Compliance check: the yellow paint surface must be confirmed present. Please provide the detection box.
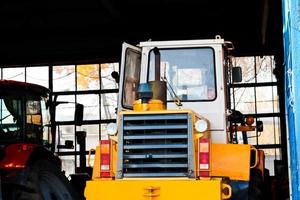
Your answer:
[211,144,251,181]
[85,179,229,200]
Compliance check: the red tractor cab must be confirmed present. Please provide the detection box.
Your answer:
[0,80,80,200]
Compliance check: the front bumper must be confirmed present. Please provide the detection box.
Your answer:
[85,179,231,200]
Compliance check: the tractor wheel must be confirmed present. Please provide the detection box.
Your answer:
[248,168,264,200]
[11,159,81,200]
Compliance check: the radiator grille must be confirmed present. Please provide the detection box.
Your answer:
[119,113,192,178]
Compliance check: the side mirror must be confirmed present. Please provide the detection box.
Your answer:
[111,71,120,84]
[232,67,242,83]
[256,121,263,132]
[75,103,84,126]
[57,140,74,149]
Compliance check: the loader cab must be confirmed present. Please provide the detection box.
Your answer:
[118,37,232,143]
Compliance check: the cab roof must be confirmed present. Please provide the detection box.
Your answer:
[0,80,50,98]
[139,38,225,48]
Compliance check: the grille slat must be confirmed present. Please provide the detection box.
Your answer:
[120,113,190,178]
[124,114,188,121]
[124,153,188,159]
[123,164,188,168]
[124,134,187,140]
[123,124,187,130]
[123,173,187,177]
[124,144,188,149]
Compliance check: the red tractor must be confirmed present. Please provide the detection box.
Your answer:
[0,80,81,200]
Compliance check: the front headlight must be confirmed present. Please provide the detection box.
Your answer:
[195,119,208,132]
[107,123,118,136]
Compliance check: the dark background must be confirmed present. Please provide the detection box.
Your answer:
[0,0,282,66]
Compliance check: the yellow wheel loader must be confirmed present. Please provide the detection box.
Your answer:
[85,36,266,200]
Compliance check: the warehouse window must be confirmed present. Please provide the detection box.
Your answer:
[55,95,76,122]
[230,55,281,175]
[53,65,76,92]
[77,94,100,120]
[26,67,49,88]
[2,67,25,81]
[52,63,119,175]
[0,63,119,176]
[77,64,100,91]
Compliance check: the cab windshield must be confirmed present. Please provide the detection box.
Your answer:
[0,97,22,143]
[0,96,51,145]
[148,47,216,101]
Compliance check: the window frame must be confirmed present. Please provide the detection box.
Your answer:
[147,46,218,102]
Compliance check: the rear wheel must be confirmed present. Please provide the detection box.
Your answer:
[12,159,80,200]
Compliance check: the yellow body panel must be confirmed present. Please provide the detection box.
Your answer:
[211,144,251,181]
[85,179,230,200]
[133,99,165,111]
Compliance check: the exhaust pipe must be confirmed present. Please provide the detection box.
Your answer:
[150,47,167,109]
[153,47,161,81]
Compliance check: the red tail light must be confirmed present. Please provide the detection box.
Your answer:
[100,140,111,178]
[198,137,210,177]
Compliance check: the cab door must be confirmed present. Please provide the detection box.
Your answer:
[118,43,141,112]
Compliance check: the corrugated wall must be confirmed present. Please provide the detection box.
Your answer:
[282,0,300,199]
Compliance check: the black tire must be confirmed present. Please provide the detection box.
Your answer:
[248,168,264,200]
[11,159,81,200]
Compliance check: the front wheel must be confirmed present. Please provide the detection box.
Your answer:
[11,159,81,200]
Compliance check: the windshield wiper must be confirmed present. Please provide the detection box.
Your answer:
[161,77,182,107]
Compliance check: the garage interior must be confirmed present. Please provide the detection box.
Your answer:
[0,0,289,199]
